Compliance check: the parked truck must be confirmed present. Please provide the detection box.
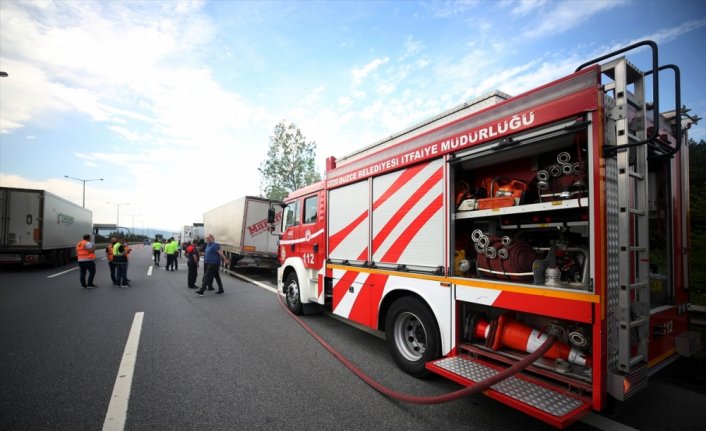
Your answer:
[275,41,698,428]
[181,223,205,245]
[181,225,193,244]
[0,187,93,266]
[204,196,282,269]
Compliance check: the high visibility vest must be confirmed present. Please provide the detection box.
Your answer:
[152,242,162,251]
[113,242,123,256]
[107,243,115,262]
[76,240,95,260]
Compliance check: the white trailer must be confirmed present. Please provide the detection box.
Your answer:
[180,223,205,244]
[181,225,193,243]
[0,187,93,266]
[192,223,204,243]
[203,196,282,269]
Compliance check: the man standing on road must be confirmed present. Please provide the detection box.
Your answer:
[123,239,132,285]
[165,237,176,271]
[76,234,98,288]
[171,237,179,271]
[106,237,118,286]
[195,234,229,296]
[186,239,200,289]
[152,238,163,266]
[112,237,129,287]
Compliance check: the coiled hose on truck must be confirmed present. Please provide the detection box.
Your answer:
[277,293,557,404]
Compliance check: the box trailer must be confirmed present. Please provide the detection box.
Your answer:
[0,187,93,266]
[204,196,282,269]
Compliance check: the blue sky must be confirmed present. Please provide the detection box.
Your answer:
[1,0,705,232]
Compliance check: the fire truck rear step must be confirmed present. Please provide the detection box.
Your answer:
[428,356,591,428]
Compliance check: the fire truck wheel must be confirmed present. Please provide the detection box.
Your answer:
[385,296,440,378]
[284,272,303,315]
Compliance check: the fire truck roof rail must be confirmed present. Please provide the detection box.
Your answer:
[337,90,512,164]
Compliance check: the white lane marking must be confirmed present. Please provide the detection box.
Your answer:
[231,272,277,294]
[580,413,640,431]
[47,266,78,278]
[103,312,144,431]
[147,265,153,276]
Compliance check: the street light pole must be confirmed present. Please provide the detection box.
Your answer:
[126,213,141,237]
[107,201,129,233]
[64,175,103,208]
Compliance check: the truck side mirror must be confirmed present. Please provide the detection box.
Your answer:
[267,207,276,224]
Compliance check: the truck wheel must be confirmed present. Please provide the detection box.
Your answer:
[385,296,441,378]
[284,272,303,315]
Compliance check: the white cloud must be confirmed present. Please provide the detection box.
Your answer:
[521,0,628,39]
[0,1,274,230]
[351,57,390,85]
[631,18,706,46]
[509,0,549,16]
[424,0,482,18]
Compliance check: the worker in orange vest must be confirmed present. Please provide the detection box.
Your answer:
[76,234,98,288]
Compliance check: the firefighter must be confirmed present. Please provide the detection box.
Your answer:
[186,239,200,289]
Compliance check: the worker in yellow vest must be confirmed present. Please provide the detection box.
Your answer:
[165,237,178,271]
[106,237,117,285]
[123,239,132,285]
[112,237,128,287]
[152,239,163,266]
[76,234,97,288]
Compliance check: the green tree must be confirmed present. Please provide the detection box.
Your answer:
[259,121,321,201]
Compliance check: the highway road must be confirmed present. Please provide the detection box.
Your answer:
[1,245,704,430]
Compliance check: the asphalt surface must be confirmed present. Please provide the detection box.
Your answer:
[2,245,705,430]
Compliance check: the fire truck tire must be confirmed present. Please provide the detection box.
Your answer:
[284,272,303,315]
[385,297,440,378]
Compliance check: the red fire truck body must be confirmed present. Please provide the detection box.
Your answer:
[276,42,694,428]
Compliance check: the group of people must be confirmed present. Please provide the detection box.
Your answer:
[76,235,132,288]
[151,237,181,270]
[76,233,230,296]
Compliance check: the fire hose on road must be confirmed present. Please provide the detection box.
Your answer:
[277,293,558,405]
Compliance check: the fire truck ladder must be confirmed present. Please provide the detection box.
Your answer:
[602,56,651,398]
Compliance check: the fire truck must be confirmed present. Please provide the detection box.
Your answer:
[275,41,697,428]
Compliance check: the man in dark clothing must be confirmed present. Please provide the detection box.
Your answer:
[106,237,118,285]
[186,239,200,289]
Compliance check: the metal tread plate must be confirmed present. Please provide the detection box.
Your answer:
[433,356,584,417]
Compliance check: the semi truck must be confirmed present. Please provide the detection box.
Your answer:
[204,196,282,270]
[181,223,205,244]
[275,40,698,428]
[0,187,93,266]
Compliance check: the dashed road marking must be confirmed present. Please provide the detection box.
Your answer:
[103,312,144,431]
[47,267,78,278]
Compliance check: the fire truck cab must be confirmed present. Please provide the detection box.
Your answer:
[276,41,696,428]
